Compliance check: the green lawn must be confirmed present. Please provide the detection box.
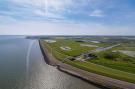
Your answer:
[41,39,135,83]
[89,49,135,74]
[91,60,135,73]
[47,39,97,56]
[66,61,135,83]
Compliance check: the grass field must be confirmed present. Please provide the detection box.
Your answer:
[66,61,135,83]
[108,40,135,51]
[47,39,97,56]
[41,39,135,83]
[89,50,135,74]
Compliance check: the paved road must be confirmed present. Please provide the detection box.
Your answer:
[91,44,121,53]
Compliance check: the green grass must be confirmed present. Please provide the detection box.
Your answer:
[41,41,69,61]
[65,61,135,83]
[112,42,135,51]
[41,40,135,83]
[48,39,97,56]
[89,49,135,74]
[90,59,135,74]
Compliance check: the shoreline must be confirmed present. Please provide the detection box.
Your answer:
[39,40,135,89]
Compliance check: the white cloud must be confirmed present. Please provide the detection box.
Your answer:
[2,0,107,21]
[0,0,134,36]
[0,15,17,24]
[89,9,104,17]
[0,21,134,35]
[33,9,45,16]
[11,0,73,18]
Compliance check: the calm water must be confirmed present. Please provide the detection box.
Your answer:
[0,36,101,89]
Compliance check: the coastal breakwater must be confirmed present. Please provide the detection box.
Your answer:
[38,40,135,89]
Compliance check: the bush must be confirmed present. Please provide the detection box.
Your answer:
[123,57,133,62]
[104,52,121,61]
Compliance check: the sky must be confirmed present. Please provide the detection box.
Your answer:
[0,0,135,35]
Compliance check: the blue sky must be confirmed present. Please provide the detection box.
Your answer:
[0,0,135,35]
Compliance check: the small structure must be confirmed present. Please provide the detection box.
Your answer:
[75,56,85,61]
[60,46,71,51]
[44,40,56,43]
[82,53,97,60]
[75,53,97,61]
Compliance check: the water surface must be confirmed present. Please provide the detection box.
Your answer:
[0,36,101,89]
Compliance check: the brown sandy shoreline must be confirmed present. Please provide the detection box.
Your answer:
[39,40,135,89]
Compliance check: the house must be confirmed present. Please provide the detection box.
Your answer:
[81,53,97,60]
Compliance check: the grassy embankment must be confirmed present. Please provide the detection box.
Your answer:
[41,39,135,83]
